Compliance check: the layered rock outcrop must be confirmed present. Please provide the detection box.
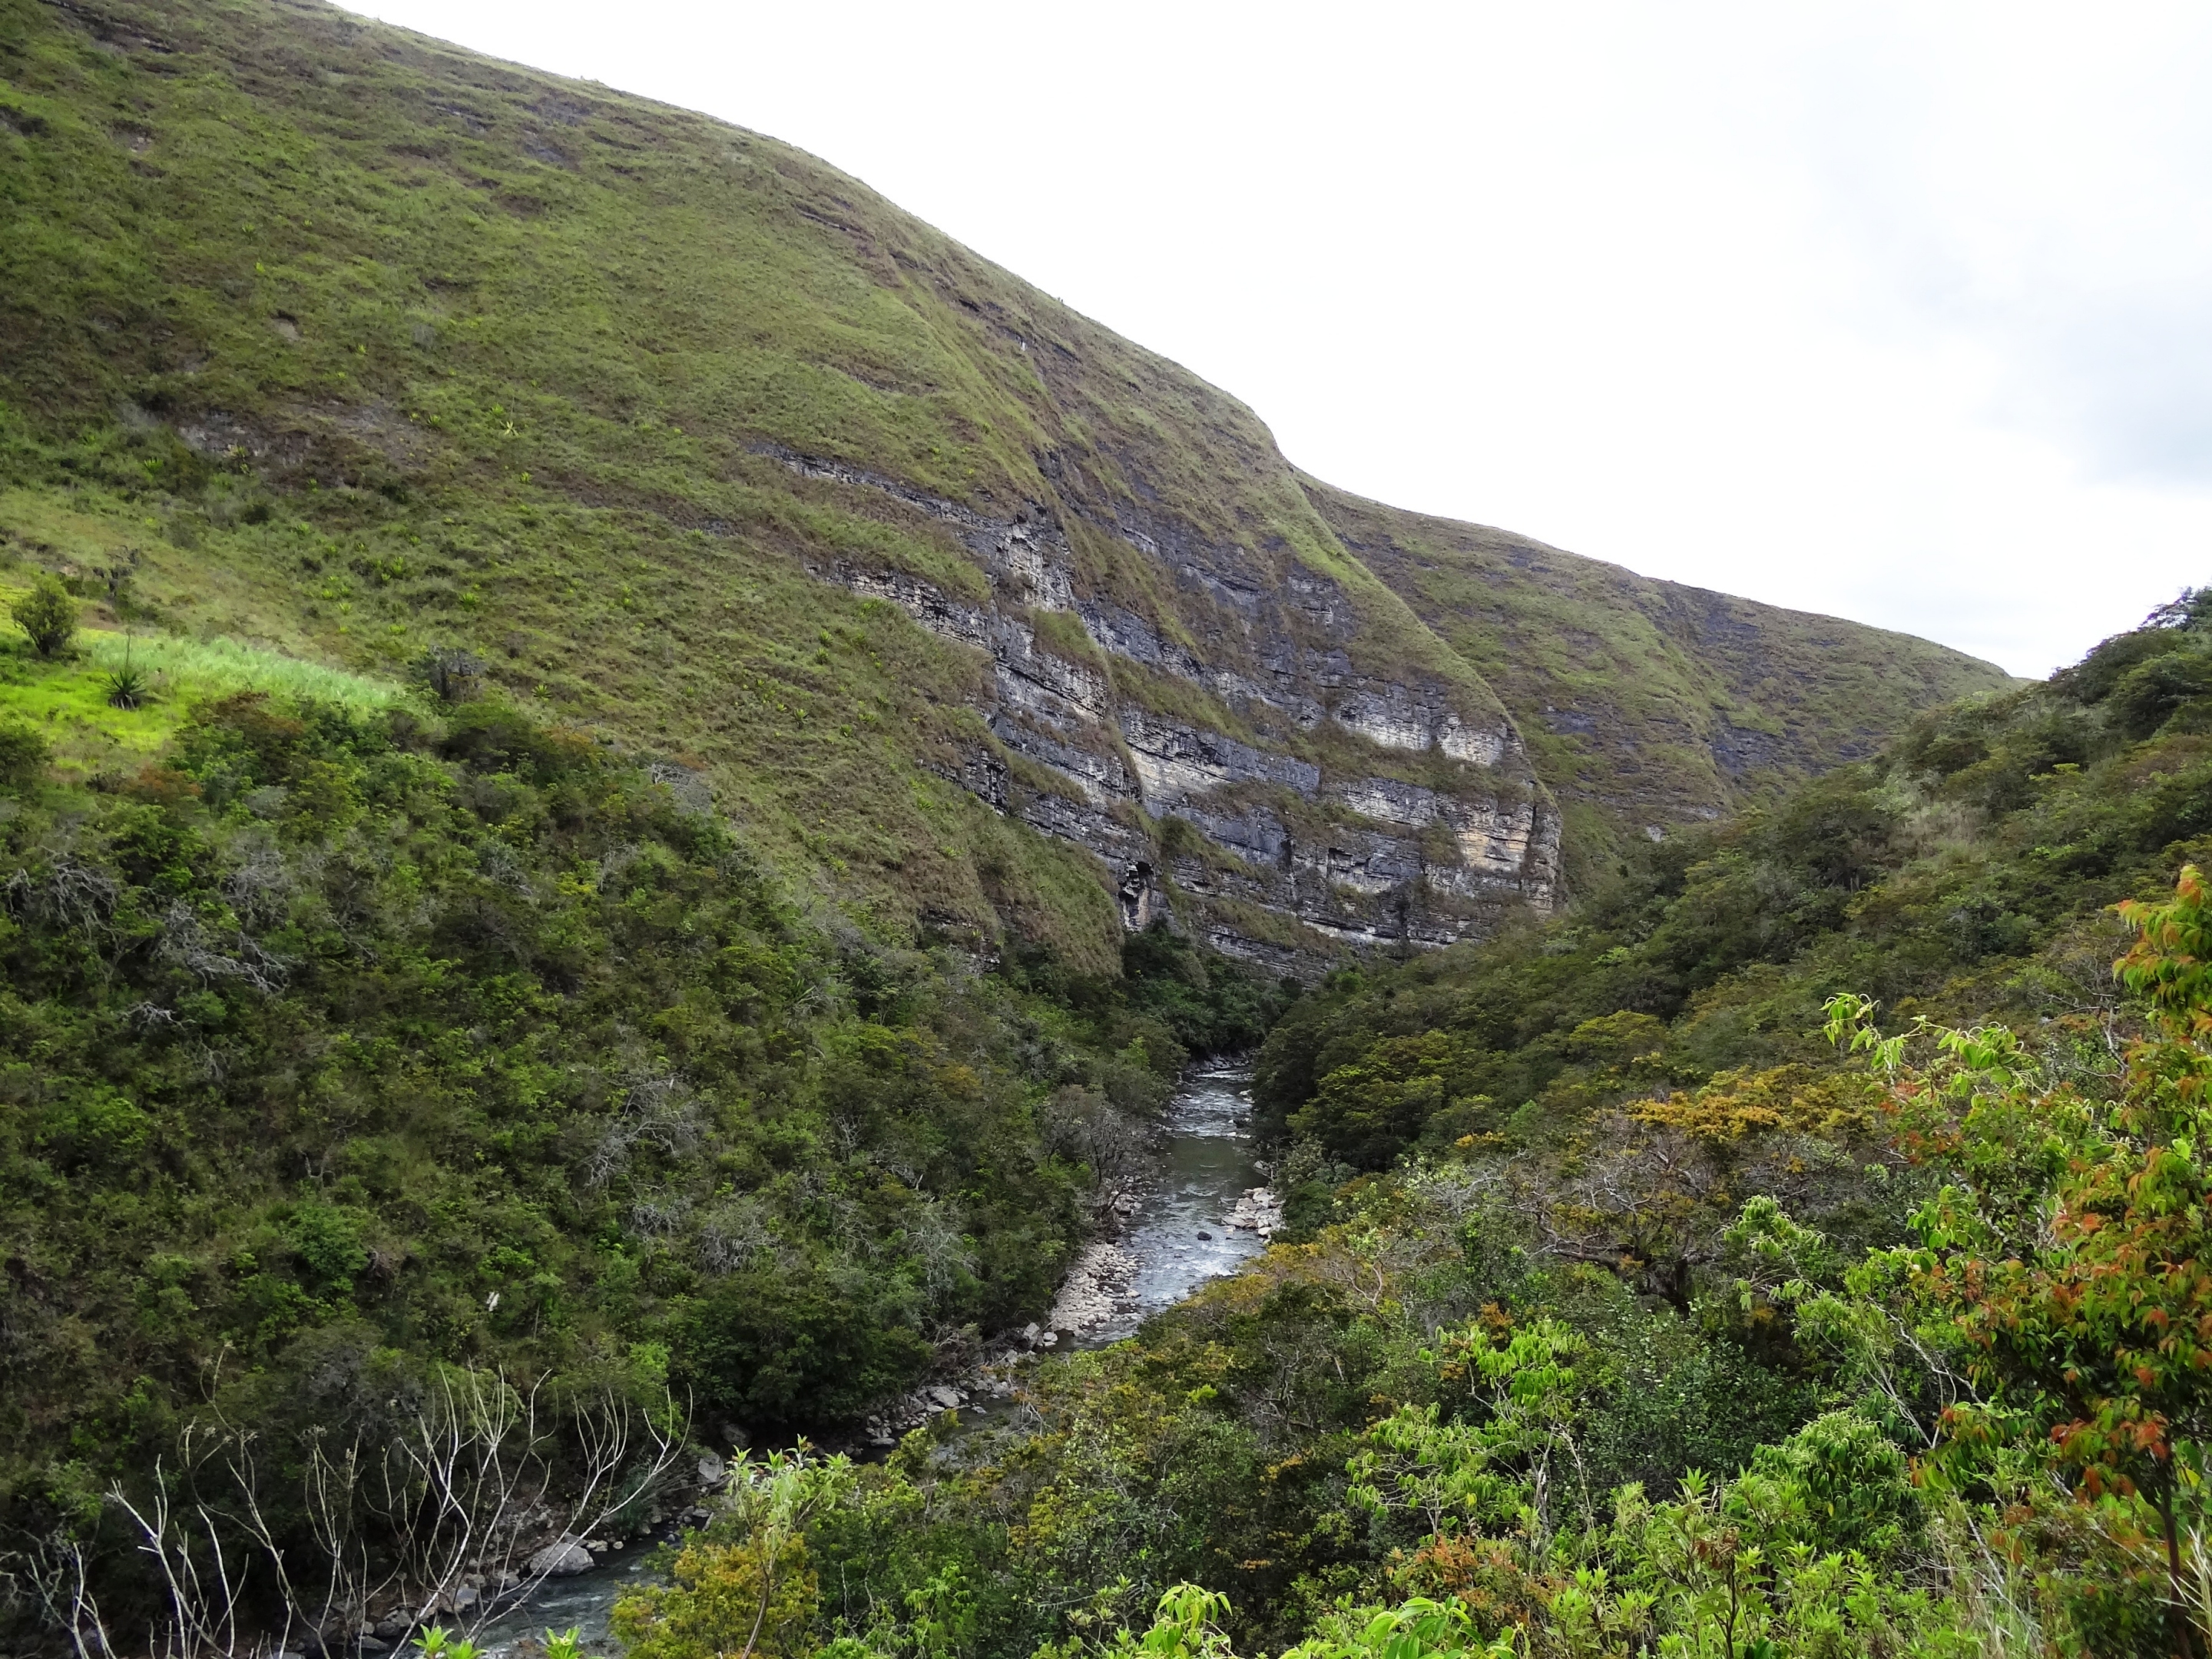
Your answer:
[786,448,1561,961]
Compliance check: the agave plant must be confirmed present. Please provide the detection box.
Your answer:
[104,633,151,709]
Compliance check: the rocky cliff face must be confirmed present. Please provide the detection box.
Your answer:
[0,0,2008,971]
[777,444,1559,965]
[1307,485,2016,879]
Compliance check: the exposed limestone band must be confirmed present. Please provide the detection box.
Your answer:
[783,443,1562,959]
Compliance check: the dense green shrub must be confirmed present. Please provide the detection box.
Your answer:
[0,718,47,787]
[8,574,75,658]
[0,688,1281,1647]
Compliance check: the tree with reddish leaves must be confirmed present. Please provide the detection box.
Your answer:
[1822,865,2212,1653]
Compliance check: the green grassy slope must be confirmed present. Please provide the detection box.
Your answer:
[0,0,2002,965]
[1308,482,2017,882]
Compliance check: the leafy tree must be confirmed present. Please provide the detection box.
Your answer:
[9,572,77,657]
[1290,1031,1490,1167]
[2109,648,2212,739]
[614,1446,855,1659]
[0,717,47,788]
[1066,1581,1516,1659]
[1801,869,2212,1653]
[1352,1319,1595,1557]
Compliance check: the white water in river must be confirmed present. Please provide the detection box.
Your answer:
[1077,1062,1265,1345]
[469,1553,650,1656]
[469,1064,1263,1656]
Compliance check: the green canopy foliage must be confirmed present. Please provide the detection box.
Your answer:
[596,609,2212,1659]
[0,684,1281,1649]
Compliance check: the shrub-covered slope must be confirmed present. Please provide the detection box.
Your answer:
[577,602,2212,1659]
[1257,591,2212,1204]
[0,639,1286,1624]
[0,0,2003,966]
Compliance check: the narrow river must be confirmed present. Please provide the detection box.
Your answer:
[470,1064,1264,1656]
[1071,1061,1267,1346]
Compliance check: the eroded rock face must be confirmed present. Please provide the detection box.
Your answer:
[1334,778,1547,882]
[785,447,1559,959]
[1120,712,1320,808]
[1329,683,1507,766]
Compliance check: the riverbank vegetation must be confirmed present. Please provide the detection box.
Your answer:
[603,598,2212,1658]
[0,628,1286,1651]
[8,421,2211,1658]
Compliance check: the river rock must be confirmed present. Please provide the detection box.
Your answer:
[697,1452,727,1486]
[1048,1241,1140,1336]
[527,1539,594,1578]
[1225,1187,1283,1239]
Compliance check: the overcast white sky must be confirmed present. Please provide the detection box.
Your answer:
[347,0,2212,677]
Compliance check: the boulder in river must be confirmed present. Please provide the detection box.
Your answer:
[527,1539,594,1578]
[1224,1187,1283,1239]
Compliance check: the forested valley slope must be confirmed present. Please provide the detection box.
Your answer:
[647,599,2212,1659]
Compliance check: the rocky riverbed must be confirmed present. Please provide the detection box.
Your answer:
[478,1065,1271,1650]
[1076,1063,1272,1345]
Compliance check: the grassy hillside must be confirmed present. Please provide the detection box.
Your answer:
[0,0,2001,968]
[1310,482,2016,881]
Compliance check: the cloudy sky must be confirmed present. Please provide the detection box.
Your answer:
[346,0,2212,677]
